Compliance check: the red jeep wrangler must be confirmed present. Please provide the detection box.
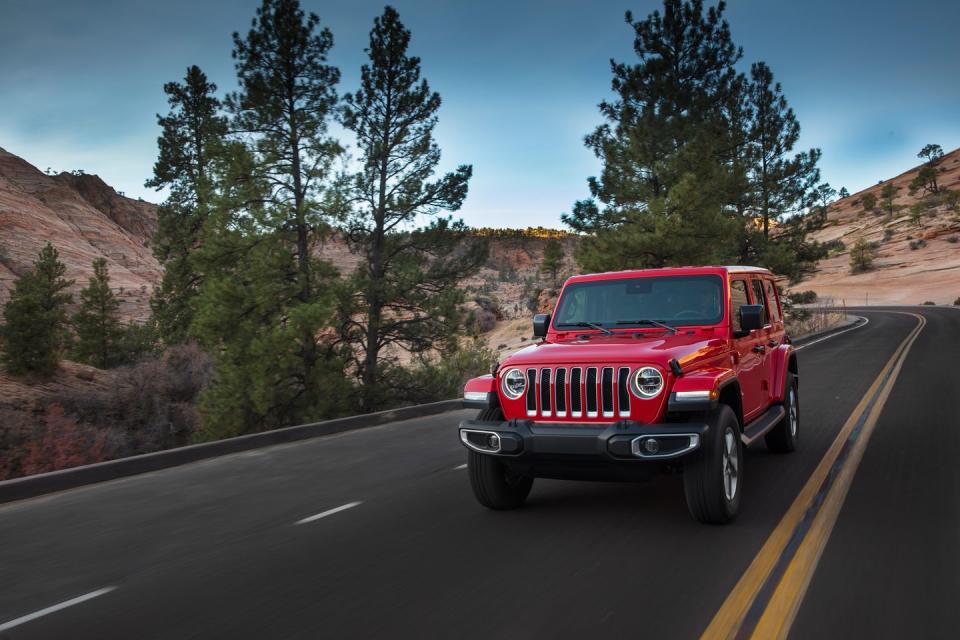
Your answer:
[459,266,798,524]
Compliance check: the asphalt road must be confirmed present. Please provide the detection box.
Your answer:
[0,307,956,639]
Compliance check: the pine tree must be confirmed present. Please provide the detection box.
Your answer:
[147,65,227,345]
[71,258,123,368]
[563,0,746,271]
[338,6,486,412]
[839,187,850,199]
[861,192,877,213]
[849,238,876,274]
[879,182,900,219]
[192,0,350,437]
[0,243,73,377]
[744,61,820,239]
[540,238,564,288]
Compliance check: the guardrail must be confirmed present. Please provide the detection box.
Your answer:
[0,399,465,505]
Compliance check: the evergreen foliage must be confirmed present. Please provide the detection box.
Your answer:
[861,192,877,213]
[879,182,900,219]
[849,238,876,273]
[540,238,564,287]
[191,0,350,438]
[0,243,74,377]
[71,258,123,368]
[336,6,486,411]
[563,0,827,282]
[147,66,227,345]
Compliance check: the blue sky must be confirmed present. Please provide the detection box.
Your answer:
[1,0,958,228]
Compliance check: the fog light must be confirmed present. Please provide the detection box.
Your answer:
[644,438,660,454]
[488,434,500,449]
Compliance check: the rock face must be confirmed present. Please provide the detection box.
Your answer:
[796,147,960,305]
[0,147,160,321]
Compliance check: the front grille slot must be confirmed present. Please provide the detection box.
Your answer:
[570,368,583,417]
[539,368,552,417]
[525,369,537,416]
[618,367,631,417]
[585,367,598,417]
[601,367,615,417]
[554,368,567,416]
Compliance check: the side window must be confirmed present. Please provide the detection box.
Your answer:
[730,279,750,333]
[750,279,768,325]
[763,279,782,323]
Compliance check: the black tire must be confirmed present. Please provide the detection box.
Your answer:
[683,404,742,524]
[467,407,533,510]
[765,373,799,453]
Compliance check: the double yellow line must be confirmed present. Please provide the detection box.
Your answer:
[703,312,926,640]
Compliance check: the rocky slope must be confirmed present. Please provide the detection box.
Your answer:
[0,147,160,319]
[794,148,960,305]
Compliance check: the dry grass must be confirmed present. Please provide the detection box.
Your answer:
[784,297,848,338]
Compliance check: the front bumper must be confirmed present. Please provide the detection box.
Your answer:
[458,419,708,463]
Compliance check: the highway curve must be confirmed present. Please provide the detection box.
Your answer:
[0,307,957,639]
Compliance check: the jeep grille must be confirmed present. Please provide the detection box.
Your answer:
[523,366,632,420]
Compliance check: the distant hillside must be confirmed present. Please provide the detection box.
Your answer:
[0,147,160,320]
[795,147,960,305]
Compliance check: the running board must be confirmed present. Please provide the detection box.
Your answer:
[741,405,786,446]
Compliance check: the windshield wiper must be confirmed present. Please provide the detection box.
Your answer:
[615,319,677,334]
[558,321,613,335]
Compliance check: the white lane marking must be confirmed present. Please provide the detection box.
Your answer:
[0,587,116,632]
[795,316,869,351]
[295,501,362,525]
[454,463,467,470]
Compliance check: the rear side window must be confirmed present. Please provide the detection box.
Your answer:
[750,279,769,325]
[763,279,782,323]
[730,279,750,333]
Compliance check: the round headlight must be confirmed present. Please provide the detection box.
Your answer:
[631,367,663,398]
[500,368,526,400]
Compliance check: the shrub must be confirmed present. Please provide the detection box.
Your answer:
[947,236,958,244]
[19,404,111,477]
[379,339,497,407]
[62,343,213,454]
[849,238,877,273]
[954,297,960,306]
[787,290,818,304]
[821,239,845,254]
[909,239,927,250]
[922,301,936,306]
[882,229,894,241]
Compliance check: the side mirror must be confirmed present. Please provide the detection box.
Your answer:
[533,313,551,338]
[739,304,765,333]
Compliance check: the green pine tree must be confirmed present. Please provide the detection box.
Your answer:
[849,238,876,274]
[745,61,821,240]
[338,6,486,412]
[71,258,123,368]
[540,238,564,287]
[879,182,901,220]
[563,0,748,270]
[1,243,74,377]
[192,0,350,437]
[147,65,227,345]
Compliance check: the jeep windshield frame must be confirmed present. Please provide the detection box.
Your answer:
[552,274,725,331]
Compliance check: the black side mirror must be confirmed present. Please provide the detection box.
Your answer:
[739,304,765,333]
[533,313,551,338]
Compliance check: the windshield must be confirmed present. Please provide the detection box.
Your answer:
[553,275,724,329]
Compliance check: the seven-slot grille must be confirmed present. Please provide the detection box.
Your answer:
[523,366,633,420]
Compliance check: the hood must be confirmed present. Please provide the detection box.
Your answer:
[502,330,729,370]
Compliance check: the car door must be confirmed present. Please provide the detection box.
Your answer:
[749,277,775,412]
[730,277,764,420]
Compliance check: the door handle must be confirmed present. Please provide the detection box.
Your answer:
[753,345,766,354]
